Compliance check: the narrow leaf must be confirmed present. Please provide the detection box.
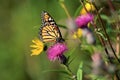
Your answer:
[67,48,77,65]
[42,69,69,75]
[74,5,83,17]
[100,14,115,23]
[77,62,83,80]
[58,24,68,29]
[96,31,107,41]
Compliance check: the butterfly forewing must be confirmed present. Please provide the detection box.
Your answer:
[39,11,63,43]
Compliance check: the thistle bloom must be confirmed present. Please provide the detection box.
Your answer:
[30,38,44,56]
[75,13,94,28]
[47,43,67,61]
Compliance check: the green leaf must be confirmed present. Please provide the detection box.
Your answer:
[67,47,76,58]
[58,24,68,29]
[77,62,83,80]
[95,31,107,41]
[100,14,115,23]
[74,5,83,17]
[80,44,94,54]
[89,74,107,80]
[42,69,69,75]
[67,48,77,65]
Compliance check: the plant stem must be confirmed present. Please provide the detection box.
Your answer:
[63,64,77,80]
[79,1,120,80]
[94,24,113,63]
[59,1,71,19]
[107,0,120,57]
[93,2,120,63]
[107,0,115,12]
[80,0,88,13]
[116,36,120,57]
[80,0,113,63]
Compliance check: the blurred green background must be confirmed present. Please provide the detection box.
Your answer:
[0,0,82,80]
[2,0,120,80]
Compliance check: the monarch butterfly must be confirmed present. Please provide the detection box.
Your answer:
[39,11,64,43]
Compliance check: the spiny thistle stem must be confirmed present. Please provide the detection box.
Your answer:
[80,0,113,63]
[107,0,120,57]
[107,1,120,79]
[93,2,120,63]
[94,24,113,63]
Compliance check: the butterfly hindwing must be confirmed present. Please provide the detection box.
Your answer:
[39,11,63,43]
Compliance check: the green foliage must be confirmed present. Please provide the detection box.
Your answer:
[89,74,108,80]
[74,5,83,17]
[77,62,83,80]
[1,0,120,80]
[58,24,68,29]
[100,14,115,23]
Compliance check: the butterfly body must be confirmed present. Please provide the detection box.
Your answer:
[39,11,64,43]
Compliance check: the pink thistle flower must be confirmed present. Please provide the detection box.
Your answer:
[75,13,94,28]
[47,43,68,61]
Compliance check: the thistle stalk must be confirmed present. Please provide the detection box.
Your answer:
[93,2,120,63]
[79,0,113,63]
